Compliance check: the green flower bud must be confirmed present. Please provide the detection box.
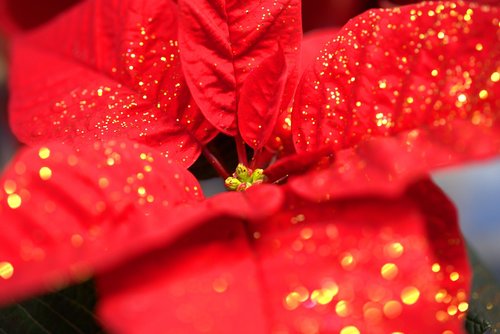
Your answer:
[224,176,241,191]
[251,168,265,183]
[235,163,251,182]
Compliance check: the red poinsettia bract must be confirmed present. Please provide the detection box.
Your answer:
[0,0,499,333]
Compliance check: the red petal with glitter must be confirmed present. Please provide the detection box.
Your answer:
[97,180,469,333]
[294,2,499,156]
[8,0,217,167]
[0,140,205,304]
[300,28,340,75]
[238,48,287,149]
[177,0,302,135]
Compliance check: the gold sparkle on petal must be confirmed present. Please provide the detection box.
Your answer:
[212,277,229,293]
[478,90,488,99]
[7,194,22,209]
[3,180,16,194]
[340,325,360,334]
[449,272,460,282]
[383,300,402,319]
[432,263,441,272]
[0,262,14,279]
[457,94,467,103]
[335,300,351,317]
[401,286,420,305]
[384,242,404,258]
[381,263,398,280]
[490,72,499,83]
[39,167,52,181]
[458,302,469,312]
[98,177,109,188]
[38,147,51,160]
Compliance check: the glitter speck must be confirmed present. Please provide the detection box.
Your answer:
[0,262,14,279]
[383,300,402,319]
[401,286,420,305]
[3,180,16,194]
[340,325,360,334]
[449,272,460,282]
[212,277,229,293]
[384,242,404,258]
[38,147,51,159]
[490,72,499,82]
[381,263,398,280]
[39,167,52,181]
[457,94,467,103]
[7,194,22,209]
[478,90,488,99]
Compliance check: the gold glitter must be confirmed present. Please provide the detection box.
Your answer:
[383,300,402,319]
[335,300,351,317]
[106,157,115,166]
[449,272,459,282]
[3,180,16,194]
[7,194,22,209]
[340,325,360,334]
[212,277,228,293]
[284,291,302,310]
[340,253,356,270]
[457,94,467,103]
[478,90,488,99]
[447,304,458,316]
[432,263,441,272]
[381,263,398,280]
[475,43,483,51]
[0,262,14,279]
[458,302,468,312]
[137,187,146,197]
[311,282,338,305]
[436,310,449,322]
[490,72,499,82]
[38,147,51,159]
[98,177,109,188]
[431,69,439,77]
[39,167,52,181]
[384,242,404,258]
[435,289,447,303]
[401,286,420,305]
[300,227,313,240]
[378,80,387,89]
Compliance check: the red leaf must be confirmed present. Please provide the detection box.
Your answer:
[293,2,499,154]
[96,179,469,333]
[238,47,287,149]
[0,140,204,304]
[8,0,217,166]
[177,0,302,135]
[289,119,500,202]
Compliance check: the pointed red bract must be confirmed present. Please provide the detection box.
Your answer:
[238,48,287,149]
[294,2,499,154]
[96,179,469,333]
[8,0,217,166]
[177,0,302,135]
[0,140,204,304]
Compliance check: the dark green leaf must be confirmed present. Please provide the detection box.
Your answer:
[0,280,104,334]
[466,245,499,334]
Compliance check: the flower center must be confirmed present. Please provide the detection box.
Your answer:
[224,163,265,191]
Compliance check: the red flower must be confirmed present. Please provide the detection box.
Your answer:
[1,0,499,333]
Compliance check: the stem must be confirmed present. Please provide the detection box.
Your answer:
[202,146,230,179]
[235,135,248,166]
[251,147,275,170]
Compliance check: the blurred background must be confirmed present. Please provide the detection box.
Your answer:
[0,0,498,282]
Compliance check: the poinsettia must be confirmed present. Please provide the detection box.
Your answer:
[1,0,499,333]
